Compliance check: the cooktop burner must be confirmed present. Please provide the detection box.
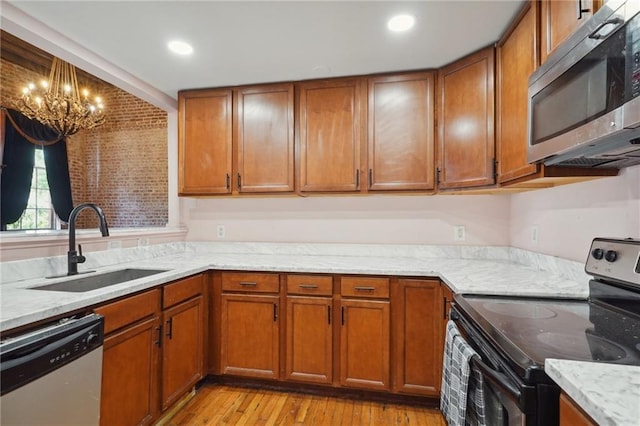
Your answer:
[482,301,557,319]
[536,332,627,362]
[455,295,640,373]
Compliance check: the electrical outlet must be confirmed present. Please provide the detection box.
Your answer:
[137,237,149,247]
[108,240,122,250]
[531,225,539,244]
[454,225,466,242]
[216,225,226,239]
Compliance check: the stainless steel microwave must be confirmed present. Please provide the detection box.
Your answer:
[527,0,640,168]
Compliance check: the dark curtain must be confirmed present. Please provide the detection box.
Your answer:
[0,115,35,229]
[43,141,74,223]
[1,109,74,229]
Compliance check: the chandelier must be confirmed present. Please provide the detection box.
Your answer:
[13,57,106,137]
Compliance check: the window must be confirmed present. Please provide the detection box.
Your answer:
[5,148,58,230]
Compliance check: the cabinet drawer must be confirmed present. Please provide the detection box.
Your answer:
[222,272,280,293]
[286,275,333,296]
[164,274,203,308]
[95,289,161,334]
[340,277,390,299]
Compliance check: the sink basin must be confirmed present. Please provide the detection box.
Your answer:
[32,268,169,292]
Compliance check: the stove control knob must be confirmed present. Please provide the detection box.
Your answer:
[605,250,618,263]
[592,248,604,260]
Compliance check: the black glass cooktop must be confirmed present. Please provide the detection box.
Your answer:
[454,291,640,380]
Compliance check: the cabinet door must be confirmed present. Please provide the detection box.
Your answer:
[497,1,539,183]
[298,79,361,192]
[178,89,232,194]
[540,0,599,64]
[368,72,435,191]
[101,316,160,426]
[560,393,596,426]
[236,84,295,193]
[220,294,280,379]
[340,299,390,390]
[162,296,204,410]
[391,279,443,396]
[285,296,333,384]
[438,47,495,189]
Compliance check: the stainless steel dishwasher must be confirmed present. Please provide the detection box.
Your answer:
[0,313,104,425]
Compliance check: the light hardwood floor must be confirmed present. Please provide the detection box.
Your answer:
[168,384,446,425]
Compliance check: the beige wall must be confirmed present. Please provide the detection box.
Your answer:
[184,194,512,246]
[509,165,640,262]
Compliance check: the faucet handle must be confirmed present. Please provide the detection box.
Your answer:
[77,244,86,264]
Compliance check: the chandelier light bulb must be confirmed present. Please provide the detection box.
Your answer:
[12,57,106,137]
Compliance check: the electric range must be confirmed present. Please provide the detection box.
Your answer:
[451,237,640,426]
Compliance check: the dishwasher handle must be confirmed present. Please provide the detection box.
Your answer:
[0,313,104,396]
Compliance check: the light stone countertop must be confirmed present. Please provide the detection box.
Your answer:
[0,242,590,333]
[546,359,640,426]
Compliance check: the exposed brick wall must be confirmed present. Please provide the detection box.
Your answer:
[1,57,168,229]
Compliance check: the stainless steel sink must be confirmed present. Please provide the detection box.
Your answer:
[32,268,169,292]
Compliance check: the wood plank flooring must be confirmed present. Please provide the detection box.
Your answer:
[168,384,446,425]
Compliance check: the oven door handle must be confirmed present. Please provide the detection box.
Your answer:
[470,355,522,402]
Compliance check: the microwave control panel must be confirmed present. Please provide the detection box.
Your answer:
[629,12,640,98]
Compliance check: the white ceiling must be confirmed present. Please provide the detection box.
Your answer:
[6,1,525,100]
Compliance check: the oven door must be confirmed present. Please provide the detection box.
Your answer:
[450,306,540,426]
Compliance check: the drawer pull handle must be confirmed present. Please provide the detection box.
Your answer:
[354,286,375,292]
[239,281,257,287]
[299,284,318,289]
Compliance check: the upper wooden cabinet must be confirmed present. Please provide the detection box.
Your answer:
[497,1,539,184]
[178,89,232,195]
[367,72,436,191]
[438,46,496,190]
[540,0,603,64]
[235,84,295,193]
[298,78,361,192]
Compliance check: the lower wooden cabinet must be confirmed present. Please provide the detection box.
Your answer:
[210,271,452,399]
[96,274,205,425]
[161,295,204,409]
[95,289,162,426]
[339,299,390,391]
[285,296,333,384]
[220,293,280,379]
[392,279,443,396]
[559,393,596,426]
[101,316,160,426]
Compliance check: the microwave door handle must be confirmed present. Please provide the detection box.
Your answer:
[589,17,624,40]
[470,355,522,402]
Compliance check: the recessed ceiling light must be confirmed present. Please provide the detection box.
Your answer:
[167,40,193,55]
[387,14,415,32]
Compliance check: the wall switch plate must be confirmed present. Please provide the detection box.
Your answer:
[531,225,539,244]
[137,237,149,247]
[216,225,226,239]
[108,240,122,250]
[454,225,466,242]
